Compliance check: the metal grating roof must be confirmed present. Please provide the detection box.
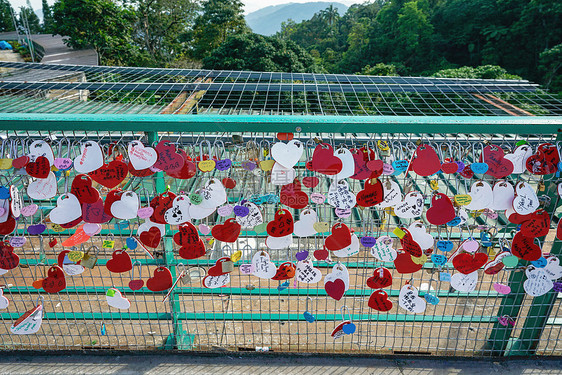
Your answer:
[1,61,561,116]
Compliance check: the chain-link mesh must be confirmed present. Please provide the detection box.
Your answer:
[0,129,560,356]
[1,62,561,116]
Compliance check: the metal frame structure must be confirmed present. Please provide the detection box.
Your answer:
[0,62,562,356]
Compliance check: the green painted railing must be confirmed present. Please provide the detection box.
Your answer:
[1,117,562,355]
[0,114,561,134]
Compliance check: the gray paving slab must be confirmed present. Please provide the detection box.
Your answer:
[0,32,98,65]
[0,353,560,375]
[0,50,24,62]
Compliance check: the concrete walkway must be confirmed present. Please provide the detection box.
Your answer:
[0,49,24,62]
[0,353,560,375]
[0,49,24,74]
[0,32,98,65]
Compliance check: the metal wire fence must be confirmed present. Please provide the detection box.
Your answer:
[0,128,560,356]
[1,61,562,116]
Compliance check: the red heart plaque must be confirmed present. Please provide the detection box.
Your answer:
[25,156,50,179]
[271,262,296,280]
[208,257,234,276]
[399,229,422,257]
[324,223,352,251]
[0,241,20,270]
[153,140,185,173]
[356,178,384,207]
[394,252,423,274]
[166,150,196,180]
[411,144,441,176]
[366,267,392,289]
[88,160,128,188]
[211,218,241,243]
[452,252,488,274]
[42,265,66,293]
[71,174,100,205]
[511,232,542,261]
[106,249,133,273]
[139,226,162,248]
[150,191,176,224]
[146,266,173,291]
[520,209,550,238]
[426,193,455,226]
[309,143,342,175]
[174,222,200,245]
[482,144,513,178]
[368,290,393,311]
[280,179,309,209]
[325,278,346,301]
[266,209,294,237]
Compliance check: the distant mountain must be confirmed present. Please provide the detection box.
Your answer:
[246,2,348,36]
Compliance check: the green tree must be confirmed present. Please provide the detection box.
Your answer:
[335,2,385,73]
[318,4,340,34]
[278,19,297,40]
[134,0,198,65]
[203,32,323,115]
[19,6,41,33]
[363,0,436,74]
[359,63,398,76]
[539,44,562,92]
[189,0,248,60]
[396,1,434,66]
[52,0,137,65]
[0,0,15,32]
[42,0,54,33]
[202,33,320,73]
[508,0,562,81]
[432,0,497,65]
[277,5,357,72]
[430,0,561,84]
[432,65,521,80]
[339,17,371,73]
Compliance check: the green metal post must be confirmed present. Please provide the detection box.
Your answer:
[148,130,174,349]
[485,131,562,356]
[147,131,193,350]
[505,184,562,354]
[483,266,527,355]
[163,236,194,350]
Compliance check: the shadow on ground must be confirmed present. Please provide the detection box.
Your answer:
[0,351,561,374]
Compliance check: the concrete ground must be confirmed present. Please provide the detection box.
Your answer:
[0,32,98,65]
[0,352,560,375]
[0,49,24,62]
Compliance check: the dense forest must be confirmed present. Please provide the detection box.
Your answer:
[0,0,560,91]
[276,0,562,90]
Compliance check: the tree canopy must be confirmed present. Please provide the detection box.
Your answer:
[52,0,137,65]
[203,33,320,73]
[51,0,200,66]
[42,0,55,34]
[2,0,558,93]
[134,0,198,65]
[279,0,562,91]
[188,0,248,60]
[0,0,14,32]
[18,6,41,34]
[432,65,522,80]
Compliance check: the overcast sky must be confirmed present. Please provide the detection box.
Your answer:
[9,0,366,14]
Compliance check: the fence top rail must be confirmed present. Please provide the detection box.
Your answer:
[1,113,561,134]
